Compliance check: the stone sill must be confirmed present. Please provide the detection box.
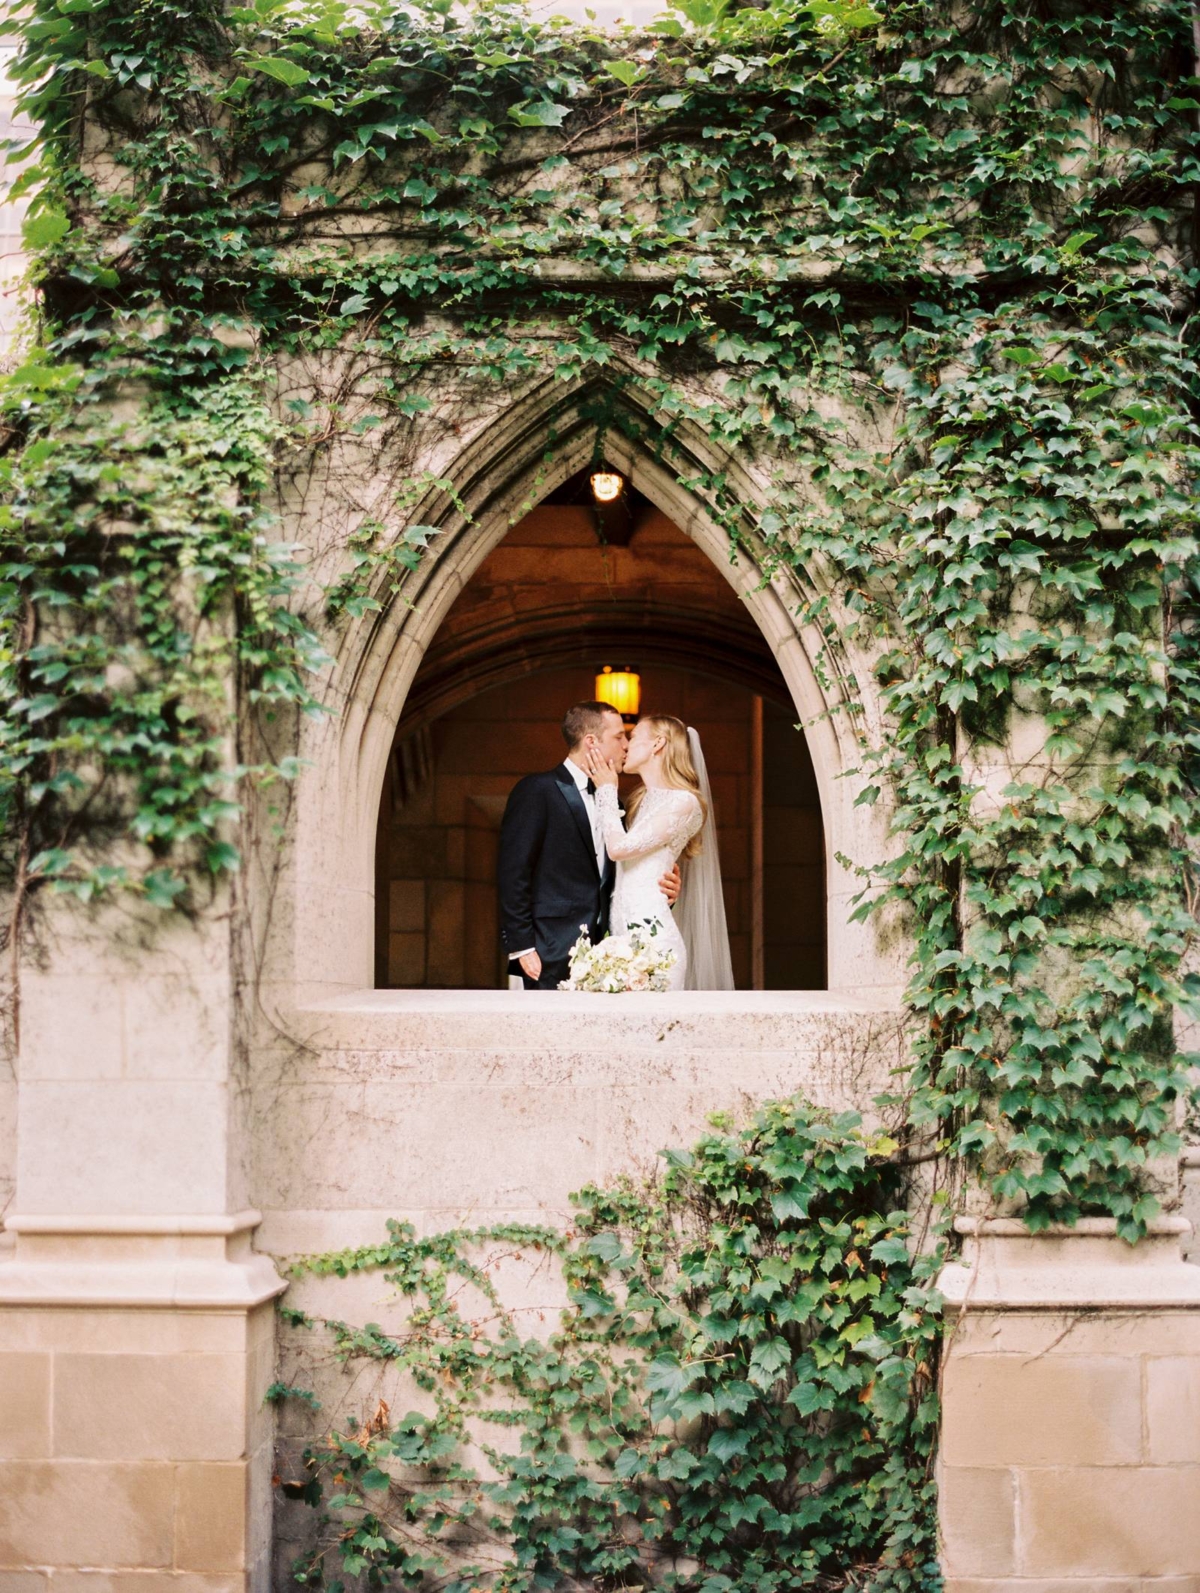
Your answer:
[955,1216,1192,1238]
[0,1210,287,1310]
[941,1214,1200,1313]
[287,985,908,1052]
[309,986,906,1014]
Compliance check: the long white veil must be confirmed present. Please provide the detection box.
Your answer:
[676,727,735,990]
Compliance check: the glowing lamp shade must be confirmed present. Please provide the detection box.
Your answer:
[596,665,641,719]
[590,470,624,503]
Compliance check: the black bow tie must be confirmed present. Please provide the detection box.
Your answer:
[585,778,597,797]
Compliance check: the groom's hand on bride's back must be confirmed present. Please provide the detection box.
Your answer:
[660,863,681,907]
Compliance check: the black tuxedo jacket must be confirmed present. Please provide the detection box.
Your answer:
[497,765,616,967]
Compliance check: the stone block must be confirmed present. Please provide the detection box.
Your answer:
[1146,1357,1200,1464]
[941,1354,1142,1466]
[16,1081,230,1216]
[53,1351,248,1461]
[937,1465,1018,1578]
[425,880,466,987]
[0,1572,48,1590]
[947,1311,1200,1361]
[256,1081,599,1213]
[19,975,123,1080]
[0,1459,174,1567]
[0,1308,248,1357]
[943,1580,1134,1593]
[438,721,557,775]
[121,974,230,1080]
[464,823,498,882]
[389,826,450,877]
[0,1353,50,1459]
[464,882,502,990]
[942,1582,1144,1593]
[444,826,466,876]
[1019,1468,1200,1577]
[0,1075,13,1215]
[245,1436,275,1572]
[175,1461,247,1572]
[51,1579,241,1593]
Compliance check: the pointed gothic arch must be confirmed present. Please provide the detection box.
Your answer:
[278,372,899,1004]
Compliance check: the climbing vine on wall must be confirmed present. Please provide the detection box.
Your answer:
[278,1099,942,1592]
[0,0,1197,1263]
[5,0,1200,1579]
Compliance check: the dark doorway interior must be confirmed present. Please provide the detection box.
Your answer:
[374,501,825,989]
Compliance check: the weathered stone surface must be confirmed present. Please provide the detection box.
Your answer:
[936,1466,1018,1579]
[941,1355,1143,1467]
[939,1222,1200,1590]
[0,1459,175,1567]
[0,1352,51,1459]
[1020,1469,1200,1578]
[251,990,906,1238]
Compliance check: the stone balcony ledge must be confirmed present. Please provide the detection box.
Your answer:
[284,984,909,1052]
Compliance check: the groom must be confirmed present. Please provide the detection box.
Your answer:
[498,700,680,990]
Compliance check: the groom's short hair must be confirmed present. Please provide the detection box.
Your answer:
[562,700,619,749]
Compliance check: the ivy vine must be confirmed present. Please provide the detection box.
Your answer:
[5,0,1200,1578]
[0,14,1199,1580]
[277,1099,942,1592]
[5,0,1198,1221]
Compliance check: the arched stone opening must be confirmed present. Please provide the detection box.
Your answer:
[280,374,899,1006]
[373,495,827,990]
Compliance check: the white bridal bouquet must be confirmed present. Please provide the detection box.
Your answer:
[558,921,677,993]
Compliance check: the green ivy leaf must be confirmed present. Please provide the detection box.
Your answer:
[604,60,645,86]
[22,210,70,248]
[205,841,242,875]
[248,57,310,87]
[508,101,568,128]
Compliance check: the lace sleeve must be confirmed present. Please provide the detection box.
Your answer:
[595,786,702,861]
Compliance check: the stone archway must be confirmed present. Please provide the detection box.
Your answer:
[372,493,828,991]
[274,371,900,1008]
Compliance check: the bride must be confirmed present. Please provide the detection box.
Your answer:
[584,714,735,992]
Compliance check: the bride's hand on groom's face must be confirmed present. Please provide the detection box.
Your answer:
[583,746,619,786]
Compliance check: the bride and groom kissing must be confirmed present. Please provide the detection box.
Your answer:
[497,700,734,992]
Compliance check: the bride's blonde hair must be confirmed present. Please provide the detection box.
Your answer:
[626,714,707,860]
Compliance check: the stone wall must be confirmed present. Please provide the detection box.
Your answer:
[938,1219,1200,1593]
[259,988,911,1577]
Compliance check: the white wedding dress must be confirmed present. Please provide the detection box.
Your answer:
[595,784,704,992]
